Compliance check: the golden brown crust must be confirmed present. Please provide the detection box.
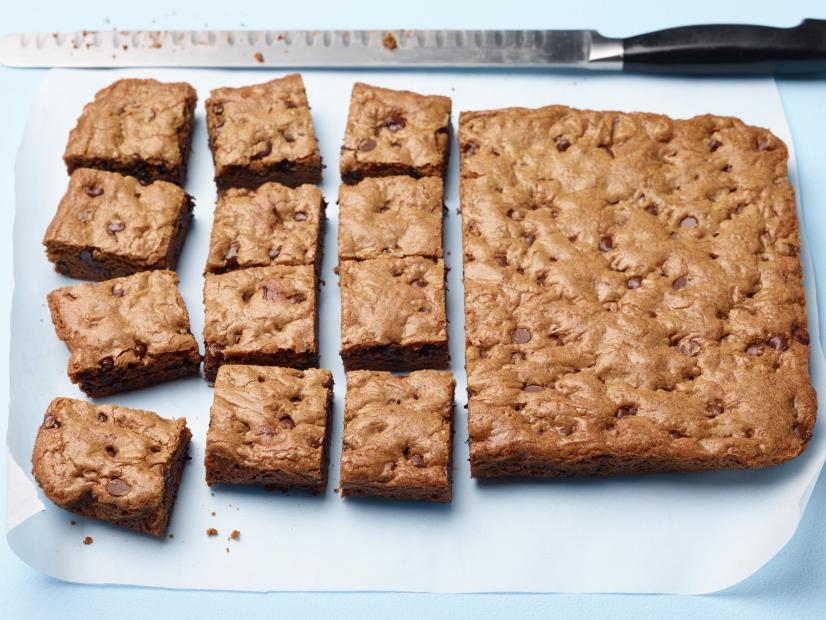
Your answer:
[340,370,454,502]
[206,75,322,190]
[63,79,197,185]
[205,183,325,274]
[205,365,333,490]
[339,256,448,367]
[31,397,191,537]
[340,83,451,182]
[203,264,319,381]
[338,176,444,261]
[459,104,817,477]
[43,168,193,280]
[47,270,201,397]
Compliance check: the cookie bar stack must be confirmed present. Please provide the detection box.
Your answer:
[337,83,456,502]
[202,74,325,382]
[36,79,200,537]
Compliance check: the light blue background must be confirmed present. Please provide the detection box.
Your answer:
[3,1,826,617]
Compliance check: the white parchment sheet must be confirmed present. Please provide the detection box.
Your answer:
[6,69,825,594]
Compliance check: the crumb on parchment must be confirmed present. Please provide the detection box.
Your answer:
[207,528,218,536]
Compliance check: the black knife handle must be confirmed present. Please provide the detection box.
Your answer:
[622,19,826,74]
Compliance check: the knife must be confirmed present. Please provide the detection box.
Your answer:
[2,20,825,74]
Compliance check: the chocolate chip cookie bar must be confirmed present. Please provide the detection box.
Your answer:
[64,79,197,185]
[43,168,193,281]
[338,176,444,261]
[340,83,451,183]
[205,182,325,275]
[460,104,817,478]
[31,397,191,537]
[340,370,454,502]
[206,75,322,190]
[205,365,333,491]
[203,264,319,382]
[339,256,448,371]
[47,270,202,398]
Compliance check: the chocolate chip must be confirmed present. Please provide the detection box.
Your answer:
[677,339,700,357]
[251,141,272,160]
[213,103,224,115]
[409,454,426,468]
[410,279,427,288]
[511,351,526,363]
[462,140,479,155]
[56,262,69,275]
[523,384,544,392]
[555,137,571,152]
[615,405,637,418]
[768,335,788,351]
[134,341,147,357]
[645,205,658,215]
[672,276,688,290]
[281,416,296,430]
[494,255,508,267]
[746,342,764,356]
[709,139,722,152]
[523,233,536,246]
[626,276,642,289]
[42,415,59,429]
[707,402,724,417]
[283,131,295,143]
[793,327,810,345]
[599,236,613,252]
[224,243,239,267]
[98,412,108,422]
[106,479,131,496]
[383,113,406,132]
[106,221,125,236]
[85,185,103,197]
[680,216,698,228]
[293,211,308,222]
[100,356,114,369]
[358,138,377,152]
[234,333,241,344]
[288,294,306,304]
[268,247,280,259]
[794,423,809,440]
[111,284,124,297]
[512,328,531,344]
[241,290,254,302]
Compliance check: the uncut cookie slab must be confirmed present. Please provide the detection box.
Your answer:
[340,370,454,502]
[48,270,202,398]
[205,182,325,275]
[339,256,448,371]
[340,83,451,183]
[338,176,444,261]
[31,397,191,537]
[205,365,333,491]
[203,264,319,382]
[44,168,194,281]
[64,79,197,185]
[206,75,322,190]
[459,104,817,478]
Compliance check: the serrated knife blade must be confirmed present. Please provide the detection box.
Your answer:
[0,29,622,70]
[2,22,826,74]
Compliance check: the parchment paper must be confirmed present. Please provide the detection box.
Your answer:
[6,69,824,594]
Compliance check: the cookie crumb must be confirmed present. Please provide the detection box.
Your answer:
[82,536,93,545]
[254,52,264,63]
[229,529,241,541]
[70,520,77,526]
[206,528,219,536]
[169,534,174,539]
[382,32,398,51]
[211,511,216,517]
[226,547,230,553]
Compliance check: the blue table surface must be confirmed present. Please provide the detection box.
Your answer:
[4,1,826,618]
